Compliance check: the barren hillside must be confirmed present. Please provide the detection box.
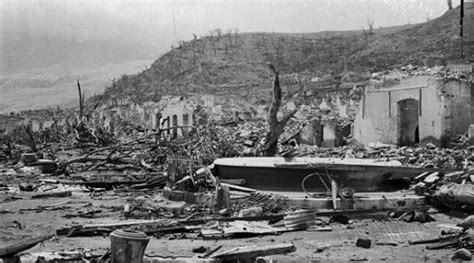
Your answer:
[97,4,473,103]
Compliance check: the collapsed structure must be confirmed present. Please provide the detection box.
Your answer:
[354,64,473,147]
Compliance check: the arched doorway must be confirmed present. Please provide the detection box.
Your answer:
[182,114,189,137]
[397,99,419,146]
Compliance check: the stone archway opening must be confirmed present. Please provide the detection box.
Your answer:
[182,114,189,137]
[397,98,419,146]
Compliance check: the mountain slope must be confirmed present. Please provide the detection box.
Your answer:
[99,4,473,103]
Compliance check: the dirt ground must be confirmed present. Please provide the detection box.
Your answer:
[0,168,467,263]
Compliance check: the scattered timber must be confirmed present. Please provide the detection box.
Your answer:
[0,235,54,257]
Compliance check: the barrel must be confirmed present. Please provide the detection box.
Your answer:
[284,209,316,230]
[110,230,150,263]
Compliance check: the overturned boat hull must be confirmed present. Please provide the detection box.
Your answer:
[213,157,441,192]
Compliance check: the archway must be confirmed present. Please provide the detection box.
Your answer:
[397,99,419,146]
[182,114,189,137]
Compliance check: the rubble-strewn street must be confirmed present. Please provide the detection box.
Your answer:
[1,103,474,262]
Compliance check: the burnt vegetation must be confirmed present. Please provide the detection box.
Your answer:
[93,5,473,105]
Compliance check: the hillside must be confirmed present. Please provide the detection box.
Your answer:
[97,4,473,105]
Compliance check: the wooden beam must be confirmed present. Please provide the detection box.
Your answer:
[212,243,296,260]
[0,235,54,257]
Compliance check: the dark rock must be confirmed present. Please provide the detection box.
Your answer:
[21,153,37,166]
[426,143,436,150]
[192,246,208,253]
[19,183,36,192]
[452,248,472,261]
[329,214,350,224]
[356,237,371,249]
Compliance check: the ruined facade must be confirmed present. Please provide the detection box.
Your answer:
[353,73,473,147]
[159,97,195,138]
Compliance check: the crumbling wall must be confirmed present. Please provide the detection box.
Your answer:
[321,120,337,147]
[442,80,472,137]
[354,74,472,146]
[353,75,443,145]
[160,97,195,137]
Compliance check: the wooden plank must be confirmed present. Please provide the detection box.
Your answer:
[220,179,246,186]
[201,221,283,238]
[221,183,257,193]
[0,235,54,257]
[288,194,424,211]
[31,191,72,199]
[212,243,296,260]
[57,219,174,235]
[331,179,337,210]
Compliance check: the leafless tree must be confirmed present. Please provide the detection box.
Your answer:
[77,80,85,120]
[214,28,222,39]
[367,19,374,35]
[448,0,453,10]
[261,64,296,156]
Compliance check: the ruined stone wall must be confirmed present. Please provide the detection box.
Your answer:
[160,97,195,137]
[442,80,472,137]
[354,75,471,146]
[354,76,438,145]
[0,109,74,136]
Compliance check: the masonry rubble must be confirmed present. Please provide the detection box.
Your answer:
[1,64,474,262]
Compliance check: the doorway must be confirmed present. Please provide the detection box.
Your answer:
[398,99,419,146]
[172,115,178,139]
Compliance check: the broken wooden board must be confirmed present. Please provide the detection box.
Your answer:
[201,221,284,238]
[256,255,321,263]
[0,235,54,257]
[31,191,72,199]
[56,219,176,235]
[211,243,296,261]
[265,191,424,211]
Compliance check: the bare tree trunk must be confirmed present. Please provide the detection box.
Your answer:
[261,64,296,156]
[77,80,84,120]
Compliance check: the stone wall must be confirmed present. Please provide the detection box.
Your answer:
[353,75,472,146]
[0,109,74,136]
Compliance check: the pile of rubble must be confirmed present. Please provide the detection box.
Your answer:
[410,169,474,211]
[279,142,473,170]
[3,99,474,261]
[370,64,472,85]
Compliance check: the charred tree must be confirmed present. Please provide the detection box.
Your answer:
[77,80,85,120]
[261,64,296,156]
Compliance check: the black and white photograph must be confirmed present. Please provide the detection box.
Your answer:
[0,0,473,262]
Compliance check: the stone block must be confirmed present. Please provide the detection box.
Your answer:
[356,237,371,248]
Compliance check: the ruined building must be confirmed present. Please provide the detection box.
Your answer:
[353,65,473,147]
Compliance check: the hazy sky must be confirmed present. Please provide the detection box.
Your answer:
[0,0,461,48]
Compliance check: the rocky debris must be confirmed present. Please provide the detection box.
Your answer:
[459,215,474,230]
[411,169,474,211]
[369,64,472,87]
[356,237,372,249]
[388,209,435,223]
[289,144,473,170]
[452,248,473,261]
[1,82,474,262]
